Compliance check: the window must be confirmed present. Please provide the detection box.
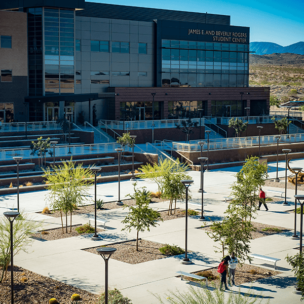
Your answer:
[1,70,12,82]
[91,41,99,52]
[112,42,129,53]
[91,40,109,52]
[91,71,109,76]
[91,80,109,84]
[76,40,81,51]
[112,72,130,76]
[1,36,12,48]
[138,72,147,76]
[138,43,147,54]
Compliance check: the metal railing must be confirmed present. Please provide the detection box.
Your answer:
[145,142,177,164]
[205,119,227,137]
[270,111,303,119]
[0,121,60,132]
[178,133,304,152]
[84,121,110,143]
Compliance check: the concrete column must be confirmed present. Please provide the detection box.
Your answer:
[59,101,65,119]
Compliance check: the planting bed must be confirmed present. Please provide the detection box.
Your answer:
[84,239,184,264]
[201,221,290,240]
[184,264,281,286]
[0,266,99,303]
[265,178,303,190]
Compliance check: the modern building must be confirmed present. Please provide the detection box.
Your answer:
[0,0,269,124]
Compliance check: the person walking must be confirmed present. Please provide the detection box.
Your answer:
[217,257,230,291]
[258,187,268,211]
[228,252,238,286]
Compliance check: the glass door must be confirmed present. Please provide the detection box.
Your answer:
[136,107,145,120]
[225,105,231,117]
[47,107,60,121]
[0,110,5,123]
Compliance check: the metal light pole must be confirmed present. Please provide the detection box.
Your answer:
[151,122,155,143]
[50,141,58,166]
[181,179,194,264]
[97,247,117,304]
[13,157,22,212]
[198,157,208,220]
[4,211,20,304]
[130,135,137,182]
[292,168,302,239]
[205,130,211,171]
[257,126,263,157]
[282,149,291,205]
[274,135,281,182]
[198,141,204,192]
[116,148,123,205]
[244,106,250,137]
[198,109,204,139]
[295,195,304,253]
[91,166,101,241]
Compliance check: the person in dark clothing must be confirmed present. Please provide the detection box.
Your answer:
[258,187,268,211]
[220,258,229,291]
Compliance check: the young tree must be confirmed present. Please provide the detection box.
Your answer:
[0,212,41,283]
[271,116,291,134]
[270,95,281,108]
[175,118,199,142]
[117,132,134,162]
[43,159,93,233]
[228,117,248,137]
[30,136,51,167]
[286,253,304,298]
[122,184,162,251]
[139,158,189,192]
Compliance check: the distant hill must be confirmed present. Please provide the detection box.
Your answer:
[250,53,304,65]
[250,42,304,55]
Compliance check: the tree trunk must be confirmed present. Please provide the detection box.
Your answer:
[66,212,68,233]
[174,199,177,214]
[136,230,139,251]
[60,211,64,233]
[70,211,72,233]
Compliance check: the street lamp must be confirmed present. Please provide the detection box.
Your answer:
[294,195,304,253]
[198,157,208,220]
[151,122,155,143]
[244,107,250,137]
[4,211,20,304]
[116,148,123,206]
[198,109,204,139]
[13,157,22,212]
[181,179,194,264]
[274,135,281,182]
[291,168,302,239]
[205,130,211,171]
[91,166,101,241]
[96,247,117,304]
[257,126,263,157]
[50,141,58,166]
[282,149,292,205]
[130,135,137,182]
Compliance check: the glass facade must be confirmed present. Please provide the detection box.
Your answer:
[28,8,43,96]
[168,101,207,119]
[120,102,162,120]
[161,40,248,88]
[211,100,245,117]
[44,8,75,95]
[0,103,14,122]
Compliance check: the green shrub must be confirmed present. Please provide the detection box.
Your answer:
[99,288,132,304]
[49,299,58,304]
[71,293,81,301]
[159,244,185,256]
[289,89,298,95]
[196,270,218,281]
[262,227,282,233]
[75,223,95,234]
[265,198,273,202]
[182,209,199,216]
[97,199,104,210]
[296,207,304,214]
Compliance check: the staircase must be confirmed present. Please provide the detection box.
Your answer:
[289,123,304,134]
[82,122,116,143]
[205,126,224,140]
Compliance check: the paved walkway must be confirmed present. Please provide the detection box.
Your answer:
[1,158,304,303]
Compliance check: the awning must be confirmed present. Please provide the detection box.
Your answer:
[24,93,99,103]
[280,101,304,108]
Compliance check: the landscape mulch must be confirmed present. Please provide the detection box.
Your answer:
[158,209,199,221]
[31,225,104,241]
[265,178,303,190]
[185,264,280,287]
[84,239,178,264]
[0,266,99,304]
[201,221,290,240]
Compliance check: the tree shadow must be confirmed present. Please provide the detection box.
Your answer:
[241,275,296,290]
[172,251,219,266]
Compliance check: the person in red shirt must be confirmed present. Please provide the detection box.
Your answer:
[258,187,268,211]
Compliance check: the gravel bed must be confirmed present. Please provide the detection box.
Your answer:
[84,239,177,264]
[265,178,302,190]
[185,264,280,286]
[201,221,290,240]
[31,225,103,241]
[40,198,167,218]
[159,209,199,221]
[0,266,99,303]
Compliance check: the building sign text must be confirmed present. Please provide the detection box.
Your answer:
[188,29,247,43]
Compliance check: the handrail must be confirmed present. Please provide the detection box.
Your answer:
[84,121,110,142]
[205,119,227,138]
[162,140,194,166]
[146,142,177,164]
[72,123,84,131]
[99,120,121,140]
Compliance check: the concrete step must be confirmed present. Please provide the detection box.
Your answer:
[0,162,35,173]
[0,137,61,147]
[45,156,115,166]
[0,133,74,142]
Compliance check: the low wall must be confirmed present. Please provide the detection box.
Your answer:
[73,130,94,144]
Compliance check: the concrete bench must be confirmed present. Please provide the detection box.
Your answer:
[266,190,284,198]
[224,197,232,203]
[89,218,108,229]
[249,253,280,270]
[176,271,208,286]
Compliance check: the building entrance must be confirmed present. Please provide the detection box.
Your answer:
[64,107,74,122]
[47,107,60,121]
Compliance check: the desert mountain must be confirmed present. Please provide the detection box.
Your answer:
[250,53,304,65]
[250,42,304,55]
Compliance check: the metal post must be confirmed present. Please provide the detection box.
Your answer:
[275,136,280,182]
[25,121,27,139]
[16,161,19,212]
[282,149,291,205]
[198,142,203,192]
[116,148,123,205]
[68,121,71,154]
[293,170,301,239]
[10,220,14,304]
[105,258,108,304]
[151,122,155,143]
[301,202,303,254]
[198,109,203,139]
[91,167,101,240]
[130,135,136,181]
[94,173,97,236]
[198,157,208,220]
[205,131,211,171]
[151,93,156,120]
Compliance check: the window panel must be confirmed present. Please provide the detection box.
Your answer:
[76,40,81,51]
[138,72,147,76]
[138,43,147,54]
[112,42,120,53]
[121,42,129,53]
[162,40,170,48]
[1,36,12,48]
[100,41,109,52]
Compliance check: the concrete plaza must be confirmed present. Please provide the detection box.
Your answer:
[1,158,303,303]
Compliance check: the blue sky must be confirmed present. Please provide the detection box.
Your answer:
[92,0,304,46]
